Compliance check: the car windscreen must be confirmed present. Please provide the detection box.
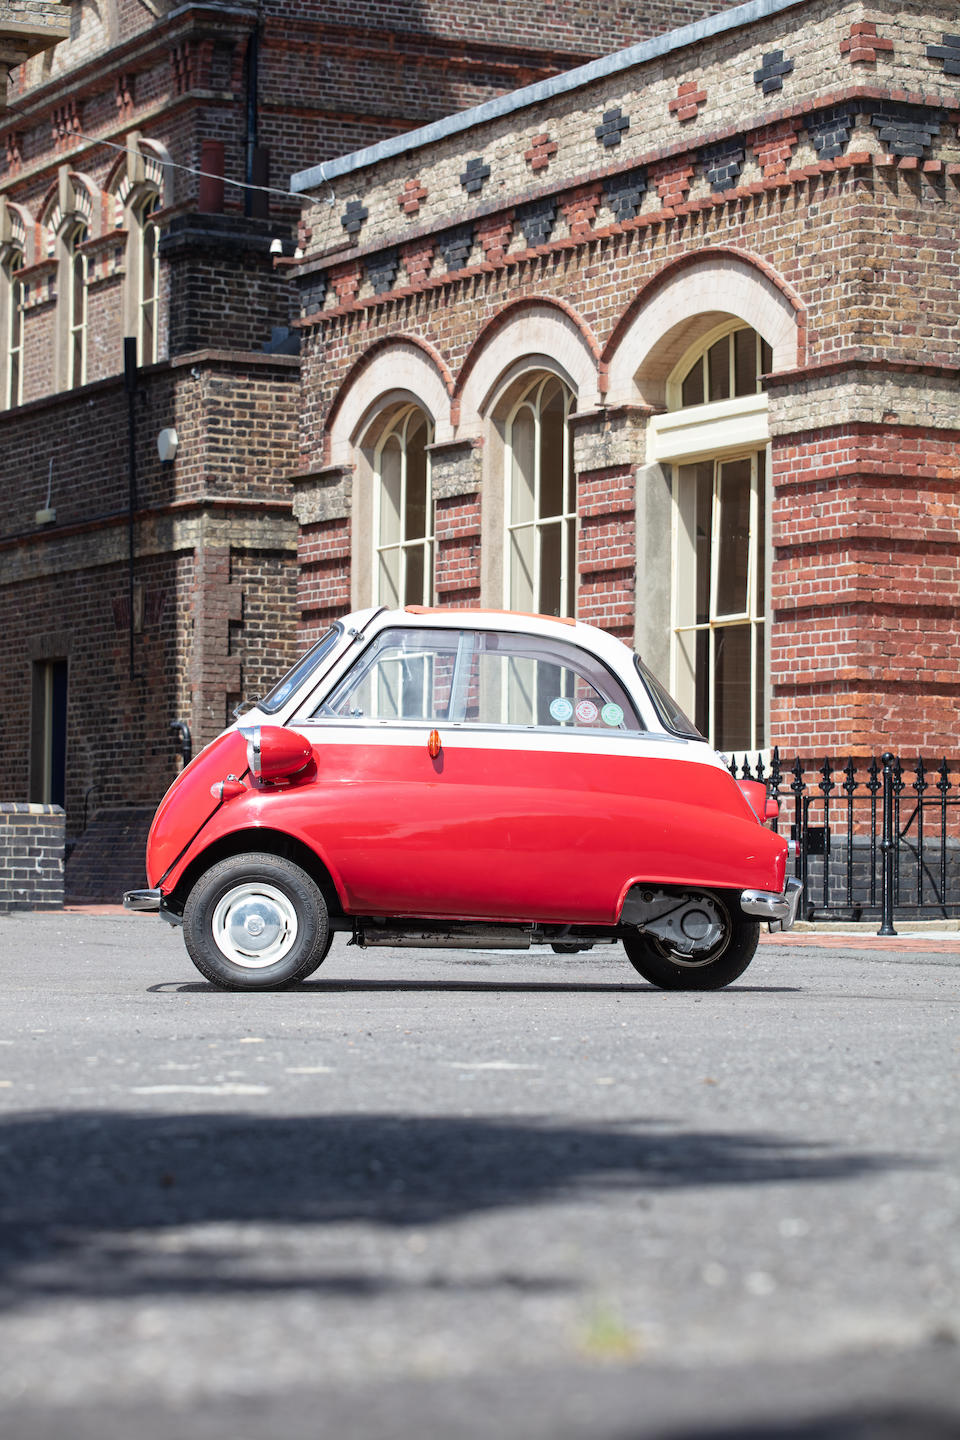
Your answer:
[634,656,705,741]
[259,625,343,714]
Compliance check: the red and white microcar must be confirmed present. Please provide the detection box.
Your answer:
[125,607,800,990]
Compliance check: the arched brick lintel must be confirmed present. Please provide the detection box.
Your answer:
[323,334,455,466]
[603,247,807,409]
[455,296,603,431]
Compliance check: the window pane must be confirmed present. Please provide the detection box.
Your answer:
[760,339,773,384]
[695,628,709,740]
[378,548,400,609]
[379,438,402,547]
[733,328,757,397]
[754,622,765,749]
[405,416,428,540]
[707,336,730,403]
[681,358,704,408]
[713,623,751,752]
[538,520,562,617]
[404,542,425,606]
[510,523,535,612]
[539,381,565,519]
[510,406,535,524]
[72,252,85,328]
[756,451,766,617]
[715,458,751,616]
[565,521,576,619]
[695,466,712,624]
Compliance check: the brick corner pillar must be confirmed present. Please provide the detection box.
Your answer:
[430,438,483,609]
[571,409,650,647]
[188,542,243,747]
[292,464,353,637]
[768,371,960,759]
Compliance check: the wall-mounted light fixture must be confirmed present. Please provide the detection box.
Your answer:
[157,428,179,463]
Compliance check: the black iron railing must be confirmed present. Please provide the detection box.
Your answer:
[728,750,960,935]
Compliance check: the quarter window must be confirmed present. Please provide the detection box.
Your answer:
[505,375,576,618]
[374,406,434,608]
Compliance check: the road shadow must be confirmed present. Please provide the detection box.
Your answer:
[0,1110,913,1305]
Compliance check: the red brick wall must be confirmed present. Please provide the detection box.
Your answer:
[577,466,636,645]
[771,424,960,757]
[298,517,351,640]
[434,494,481,607]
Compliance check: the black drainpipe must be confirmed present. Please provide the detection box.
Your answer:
[244,24,260,219]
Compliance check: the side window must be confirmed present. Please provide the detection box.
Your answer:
[462,631,641,731]
[313,628,642,731]
[315,628,458,722]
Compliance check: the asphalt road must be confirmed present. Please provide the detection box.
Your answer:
[0,911,958,1439]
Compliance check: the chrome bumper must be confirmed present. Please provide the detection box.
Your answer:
[740,877,803,932]
[123,888,162,912]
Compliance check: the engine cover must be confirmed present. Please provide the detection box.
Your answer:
[620,889,726,956]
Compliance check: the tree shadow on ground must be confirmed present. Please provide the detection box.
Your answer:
[0,1110,914,1304]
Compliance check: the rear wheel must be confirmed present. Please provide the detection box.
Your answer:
[183,852,331,991]
[623,898,759,990]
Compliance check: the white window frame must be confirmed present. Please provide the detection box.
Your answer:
[671,450,767,753]
[4,251,25,409]
[138,197,161,365]
[372,404,434,608]
[503,373,576,618]
[655,323,771,756]
[65,223,88,390]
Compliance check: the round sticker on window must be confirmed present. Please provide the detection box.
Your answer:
[601,703,624,728]
[575,699,599,724]
[549,696,574,723]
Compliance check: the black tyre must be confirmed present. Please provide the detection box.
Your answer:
[182,852,331,991]
[623,897,759,990]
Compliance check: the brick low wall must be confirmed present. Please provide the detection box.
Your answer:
[0,803,65,911]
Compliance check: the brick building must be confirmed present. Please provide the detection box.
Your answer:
[290,0,960,763]
[1,0,740,895]
[1,0,958,897]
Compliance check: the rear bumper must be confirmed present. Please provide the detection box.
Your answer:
[740,877,803,932]
[123,888,161,912]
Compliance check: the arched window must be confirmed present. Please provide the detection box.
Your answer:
[667,323,769,753]
[138,193,161,365]
[64,222,88,389]
[505,374,575,617]
[4,250,25,409]
[675,325,773,408]
[374,405,434,607]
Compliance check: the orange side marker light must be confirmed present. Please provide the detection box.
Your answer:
[427,729,442,759]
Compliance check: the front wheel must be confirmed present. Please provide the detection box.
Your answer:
[623,899,759,990]
[182,852,331,991]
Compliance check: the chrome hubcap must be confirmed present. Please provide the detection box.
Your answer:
[211,882,299,969]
